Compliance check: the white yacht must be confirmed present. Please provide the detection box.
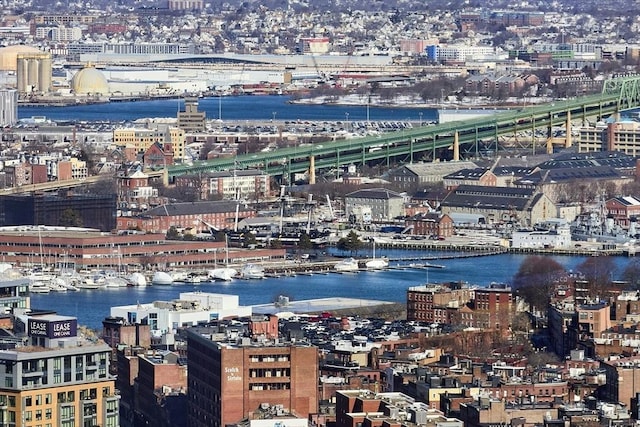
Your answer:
[207,267,238,282]
[334,258,360,273]
[29,281,51,294]
[127,272,148,287]
[240,264,265,280]
[365,257,389,270]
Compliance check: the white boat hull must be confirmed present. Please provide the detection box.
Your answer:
[365,258,389,270]
[334,258,360,272]
[152,271,174,285]
[207,268,238,282]
[240,264,265,279]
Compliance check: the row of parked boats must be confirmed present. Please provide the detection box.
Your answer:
[25,263,269,292]
[18,255,397,292]
[150,264,265,285]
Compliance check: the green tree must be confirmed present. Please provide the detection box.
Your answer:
[336,230,363,255]
[166,226,180,240]
[297,232,313,250]
[59,208,83,227]
[270,239,283,249]
[243,232,257,247]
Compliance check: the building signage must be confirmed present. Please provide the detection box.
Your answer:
[28,318,77,339]
[225,366,242,382]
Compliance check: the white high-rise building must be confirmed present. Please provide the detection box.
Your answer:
[0,88,17,127]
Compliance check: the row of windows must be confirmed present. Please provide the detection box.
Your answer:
[24,408,53,421]
[248,355,290,363]
[249,383,291,391]
[249,368,290,378]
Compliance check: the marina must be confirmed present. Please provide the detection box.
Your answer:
[26,251,636,331]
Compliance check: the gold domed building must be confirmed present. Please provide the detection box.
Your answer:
[71,65,109,95]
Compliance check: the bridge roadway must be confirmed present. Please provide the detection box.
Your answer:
[168,76,640,180]
[0,170,166,195]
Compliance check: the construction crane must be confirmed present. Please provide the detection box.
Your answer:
[305,194,316,235]
[325,194,336,222]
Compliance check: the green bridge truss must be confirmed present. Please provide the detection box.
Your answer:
[168,76,640,181]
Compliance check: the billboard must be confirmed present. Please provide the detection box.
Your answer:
[28,318,77,339]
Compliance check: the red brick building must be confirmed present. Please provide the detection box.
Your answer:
[0,228,285,269]
[187,329,318,426]
[405,212,454,237]
[606,196,640,228]
[136,352,188,427]
[473,284,515,330]
[407,283,514,332]
[406,283,474,323]
[117,200,256,233]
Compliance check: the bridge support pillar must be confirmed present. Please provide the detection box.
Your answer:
[309,156,316,185]
[162,168,168,186]
[565,111,572,148]
[453,131,459,161]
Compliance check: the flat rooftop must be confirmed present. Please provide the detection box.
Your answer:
[251,297,395,315]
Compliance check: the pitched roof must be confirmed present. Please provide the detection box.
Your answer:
[346,188,403,200]
[144,201,253,217]
[441,185,537,211]
[443,168,491,180]
[610,196,640,206]
[515,166,621,185]
[536,151,636,170]
[392,161,478,178]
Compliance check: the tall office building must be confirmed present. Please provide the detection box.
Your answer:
[177,98,206,133]
[0,313,119,427]
[16,52,52,94]
[186,323,318,427]
[0,89,17,126]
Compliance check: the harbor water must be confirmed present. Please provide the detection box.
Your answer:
[30,252,635,330]
[18,95,438,123]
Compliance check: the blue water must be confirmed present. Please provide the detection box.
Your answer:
[30,252,635,330]
[18,96,437,123]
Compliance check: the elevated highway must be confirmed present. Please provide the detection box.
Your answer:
[168,76,640,182]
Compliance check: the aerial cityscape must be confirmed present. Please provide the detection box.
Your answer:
[1,0,640,427]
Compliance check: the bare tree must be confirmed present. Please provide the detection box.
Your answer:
[513,256,567,314]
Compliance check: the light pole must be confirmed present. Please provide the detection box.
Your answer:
[419,112,423,127]
[272,111,277,122]
[345,112,349,132]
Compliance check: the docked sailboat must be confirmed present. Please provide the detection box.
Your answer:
[365,239,388,270]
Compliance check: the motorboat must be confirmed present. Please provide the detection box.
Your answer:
[240,264,265,280]
[334,258,360,273]
[127,272,148,287]
[184,273,202,284]
[152,271,174,286]
[29,281,51,294]
[76,274,108,290]
[365,257,389,270]
[207,267,238,282]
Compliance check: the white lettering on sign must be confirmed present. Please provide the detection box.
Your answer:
[52,322,71,337]
[225,366,242,382]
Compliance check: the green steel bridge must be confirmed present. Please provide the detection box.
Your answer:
[167,76,640,182]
